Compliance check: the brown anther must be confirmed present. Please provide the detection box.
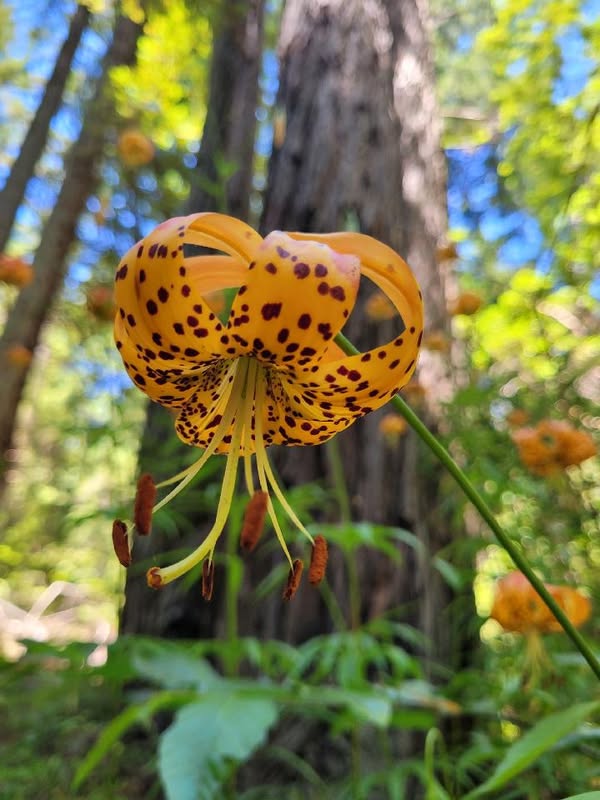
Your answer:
[147,566,163,589]
[283,558,304,601]
[202,559,215,601]
[134,473,156,535]
[308,534,328,586]
[240,490,268,552]
[111,519,131,567]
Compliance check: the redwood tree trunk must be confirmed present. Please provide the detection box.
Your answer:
[0,11,144,486]
[0,4,90,253]
[260,0,455,651]
[254,0,460,783]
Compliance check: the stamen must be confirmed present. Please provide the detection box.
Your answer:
[240,491,268,551]
[308,534,328,585]
[255,367,314,545]
[150,360,250,585]
[151,361,241,515]
[134,473,156,535]
[147,566,163,589]
[202,559,215,601]
[111,520,131,567]
[283,558,304,601]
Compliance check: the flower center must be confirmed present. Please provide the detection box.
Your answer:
[147,356,314,587]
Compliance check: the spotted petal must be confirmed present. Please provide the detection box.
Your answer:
[223,232,360,368]
[286,231,423,416]
[114,213,261,401]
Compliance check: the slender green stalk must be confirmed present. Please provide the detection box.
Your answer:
[327,438,361,630]
[335,332,600,682]
[326,437,353,522]
[326,437,362,792]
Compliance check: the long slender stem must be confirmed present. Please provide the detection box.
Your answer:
[335,331,600,682]
[327,437,361,630]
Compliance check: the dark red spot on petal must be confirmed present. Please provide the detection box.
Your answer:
[262,303,282,321]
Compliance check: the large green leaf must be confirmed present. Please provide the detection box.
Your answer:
[130,639,220,691]
[158,694,278,800]
[559,794,600,800]
[464,702,600,799]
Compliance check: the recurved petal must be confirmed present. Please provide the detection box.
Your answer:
[257,369,351,447]
[115,314,209,408]
[223,231,360,367]
[287,231,423,415]
[287,231,423,338]
[114,214,261,405]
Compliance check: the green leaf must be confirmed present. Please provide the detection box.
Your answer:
[464,702,600,799]
[158,694,278,800]
[73,690,194,790]
[130,639,220,691]
[559,794,600,800]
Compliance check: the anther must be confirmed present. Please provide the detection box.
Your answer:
[111,519,131,567]
[240,490,268,551]
[202,559,215,601]
[308,534,328,585]
[147,566,163,589]
[134,473,156,535]
[283,558,304,601]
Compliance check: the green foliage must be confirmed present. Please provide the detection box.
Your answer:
[110,0,211,146]
[477,0,600,282]
[159,696,277,800]
[464,702,600,798]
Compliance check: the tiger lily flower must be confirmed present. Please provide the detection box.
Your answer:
[113,213,423,593]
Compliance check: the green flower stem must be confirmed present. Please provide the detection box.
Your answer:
[335,331,600,682]
[326,438,361,630]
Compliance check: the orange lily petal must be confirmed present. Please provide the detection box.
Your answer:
[287,231,423,415]
[114,214,262,399]
[223,231,360,367]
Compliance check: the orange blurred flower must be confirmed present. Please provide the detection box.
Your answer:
[400,379,426,403]
[379,413,407,445]
[490,571,591,634]
[0,255,34,287]
[5,345,33,367]
[450,291,482,316]
[365,290,396,321]
[512,419,596,475]
[117,128,155,167]
[86,285,116,322]
[436,242,458,262]
[422,330,450,352]
[506,408,529,427]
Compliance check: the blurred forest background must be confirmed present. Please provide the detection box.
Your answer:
[0,0,599,798]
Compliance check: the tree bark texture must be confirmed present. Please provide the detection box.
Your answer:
[120,0,265,636]
[260,0,456,652]
[253,0,462,786]
[187,0,264,219]
[0,11,144,486]
[0,3,90,254]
